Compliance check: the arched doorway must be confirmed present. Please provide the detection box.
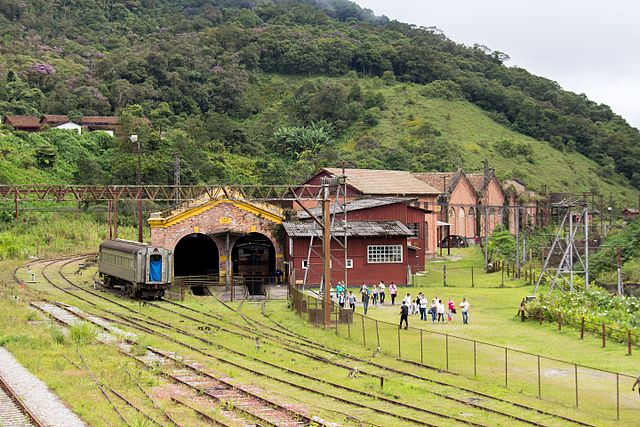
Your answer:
[449,207,457,234]
[174,233,219,295]
[458,208,466,238]
[232,232,276,295]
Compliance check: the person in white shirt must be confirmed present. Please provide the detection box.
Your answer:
[402,293,412,307]
[389,282,398,305]
[436,299,445,323]
[460,298,470,324]
[378,281,386,304]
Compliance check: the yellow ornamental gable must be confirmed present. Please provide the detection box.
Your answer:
[147,199,284,228]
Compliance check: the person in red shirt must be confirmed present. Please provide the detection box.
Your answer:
[447,297,456,322]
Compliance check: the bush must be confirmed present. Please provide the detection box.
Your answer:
[69,322,97,346]
[50,327,66,345]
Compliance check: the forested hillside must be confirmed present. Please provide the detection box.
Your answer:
[1,0,639,196]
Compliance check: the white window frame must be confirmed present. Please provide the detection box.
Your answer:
[346,259,353,269]
[367,245,403,264]
[302,259,309,269]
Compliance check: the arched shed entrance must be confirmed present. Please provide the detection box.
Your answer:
[174,233,219,295]
[232,232,276,295]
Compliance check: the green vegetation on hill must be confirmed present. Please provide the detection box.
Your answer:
[0,0,639,200]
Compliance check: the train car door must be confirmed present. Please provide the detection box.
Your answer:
[149,253,163,282]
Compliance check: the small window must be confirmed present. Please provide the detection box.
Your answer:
[302,260,309,269]
[346,259,353,269]
[367,245,403,263]
[407,223,420,237]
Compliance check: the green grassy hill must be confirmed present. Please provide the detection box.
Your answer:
[358,79,636,200]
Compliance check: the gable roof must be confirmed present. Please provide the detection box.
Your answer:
[320,168,440,195]
[297,197,427,219]
[412,171,461,194]
[502,179,541,200]
[466,173,486,193]
[283,220,413,237]
[79,116,120,125]
[4,115,41,129]
[40,115,70,126]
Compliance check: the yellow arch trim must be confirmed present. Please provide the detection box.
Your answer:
[148,199,283,228]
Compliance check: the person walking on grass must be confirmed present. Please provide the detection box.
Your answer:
[360,283,368,302]
[348,291,356,312]
[436,299,445,324]
[419,293,428,321]
[379,281,386,304]
[447,297,456,322]
[460,298,470,324]
[372,284,378,306]
[632,376,640,396]
[429,299,437,324]
[389,282,398,305]
[399,301,409,329]
[338,290,345,309]
[362,288,370,315]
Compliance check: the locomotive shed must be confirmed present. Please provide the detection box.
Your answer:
[148,198,285,295]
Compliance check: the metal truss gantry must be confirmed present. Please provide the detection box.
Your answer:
[533,198,590,295]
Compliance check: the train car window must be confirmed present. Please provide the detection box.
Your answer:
[149,254,162,282]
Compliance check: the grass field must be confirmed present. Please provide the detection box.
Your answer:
[1,251,639,425]
[299,247,640,422]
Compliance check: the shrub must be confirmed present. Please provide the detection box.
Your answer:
[50,327,66,345]
[69,322,97,346]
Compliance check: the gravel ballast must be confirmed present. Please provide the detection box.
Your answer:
[0,348,85,427]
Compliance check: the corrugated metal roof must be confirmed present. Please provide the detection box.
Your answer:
[283,220,413,237]
[297,197,418,219]
[322,168,440,195]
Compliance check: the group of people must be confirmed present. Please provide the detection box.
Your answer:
[330,282,470,329]
[331,281,399,315]
[399,294,469,329]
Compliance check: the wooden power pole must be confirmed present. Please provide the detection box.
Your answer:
[322,184,332,327]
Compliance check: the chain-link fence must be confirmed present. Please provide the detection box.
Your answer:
[289,285,639,423]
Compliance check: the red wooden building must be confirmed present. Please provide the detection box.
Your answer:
[284,197,430,286]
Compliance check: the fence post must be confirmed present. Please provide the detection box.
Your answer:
[574,364,579,408]
[537,355,541,398]
[627,330,632,356]
[443,265,447,287]
[602,323,606,348]
[616,373,620,421]
[580,317,584,339]
[335,310,339,334]
[471,266,475,287]
[445,334,449,371]
[420,329,424,364]
[473,340,477,377]
[558,313,562,331]
[501,266,504,287]
[504,347,508,388]
[376,320,380,348]
[397,328,401,358]
[347,313,351,338]
[361,315,366,347]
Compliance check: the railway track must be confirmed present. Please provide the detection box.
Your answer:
[160,296,595,427]
[0,375,40,427]
[19,257,597,426]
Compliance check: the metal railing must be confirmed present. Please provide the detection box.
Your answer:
[289,285,639,423]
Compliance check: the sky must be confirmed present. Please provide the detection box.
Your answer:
[353,0,640,129]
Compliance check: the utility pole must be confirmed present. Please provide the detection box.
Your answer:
[174,154,181,206]
[322,181,332,327]
[131,135,143,243]
[515,206,520,278]
[616,249,623,296]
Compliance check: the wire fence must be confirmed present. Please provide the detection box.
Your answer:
[523,308,640,354]
[289,285,639,423]
[417,260,539,288]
